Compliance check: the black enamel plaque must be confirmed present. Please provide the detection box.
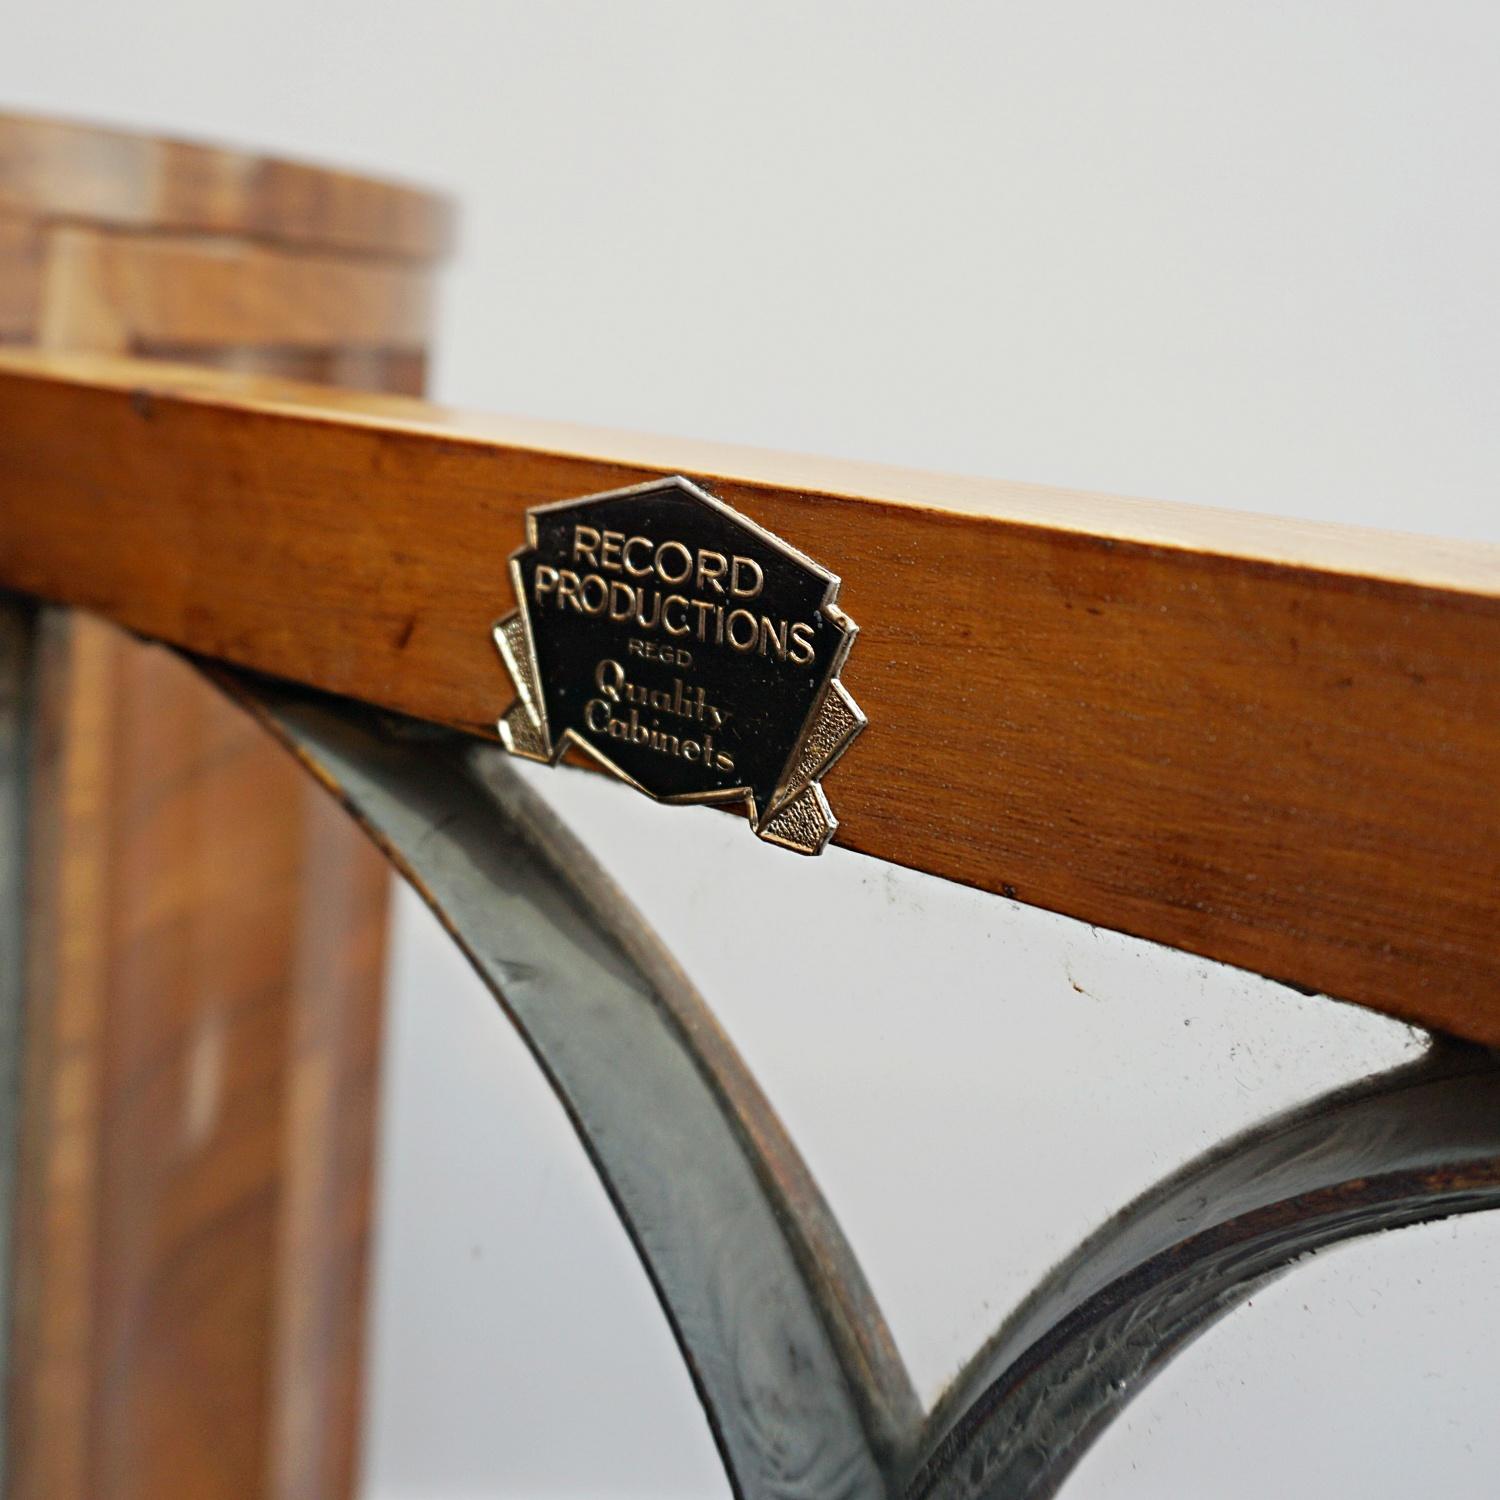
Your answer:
[493,477,863,854]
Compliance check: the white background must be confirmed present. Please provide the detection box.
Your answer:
[5,5,1500,1496]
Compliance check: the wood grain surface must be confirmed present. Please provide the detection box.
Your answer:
[11,618,388,1500]
[1,113,449,1500]
[0,112,452,259]
[36,227,433,351]
[0,215,41,340]
[2,349,1496,1045]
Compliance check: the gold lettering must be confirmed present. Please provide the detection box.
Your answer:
[696,549,728,593]
[730,556,764,598]
[663,595,691,635]
[579,573,609,614]
[573,525,601,567]
[556,569,583,611]
[758,616,787,660]
[726,608,758,652]
[788,620,815,666]
[623,535,653,577]
[595,658,625,700]
[609,581,636,621]
[655,540,693,585]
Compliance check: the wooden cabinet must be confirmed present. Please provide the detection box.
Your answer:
[0,112,450,1500]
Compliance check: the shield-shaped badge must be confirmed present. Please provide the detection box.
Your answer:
[493,476,863,853]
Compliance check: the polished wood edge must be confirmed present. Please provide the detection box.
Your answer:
[5,346,1495,596]
[2,348,1498,1046]
[0,113,453,262]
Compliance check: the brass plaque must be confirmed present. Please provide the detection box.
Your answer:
[493,476,863,854]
